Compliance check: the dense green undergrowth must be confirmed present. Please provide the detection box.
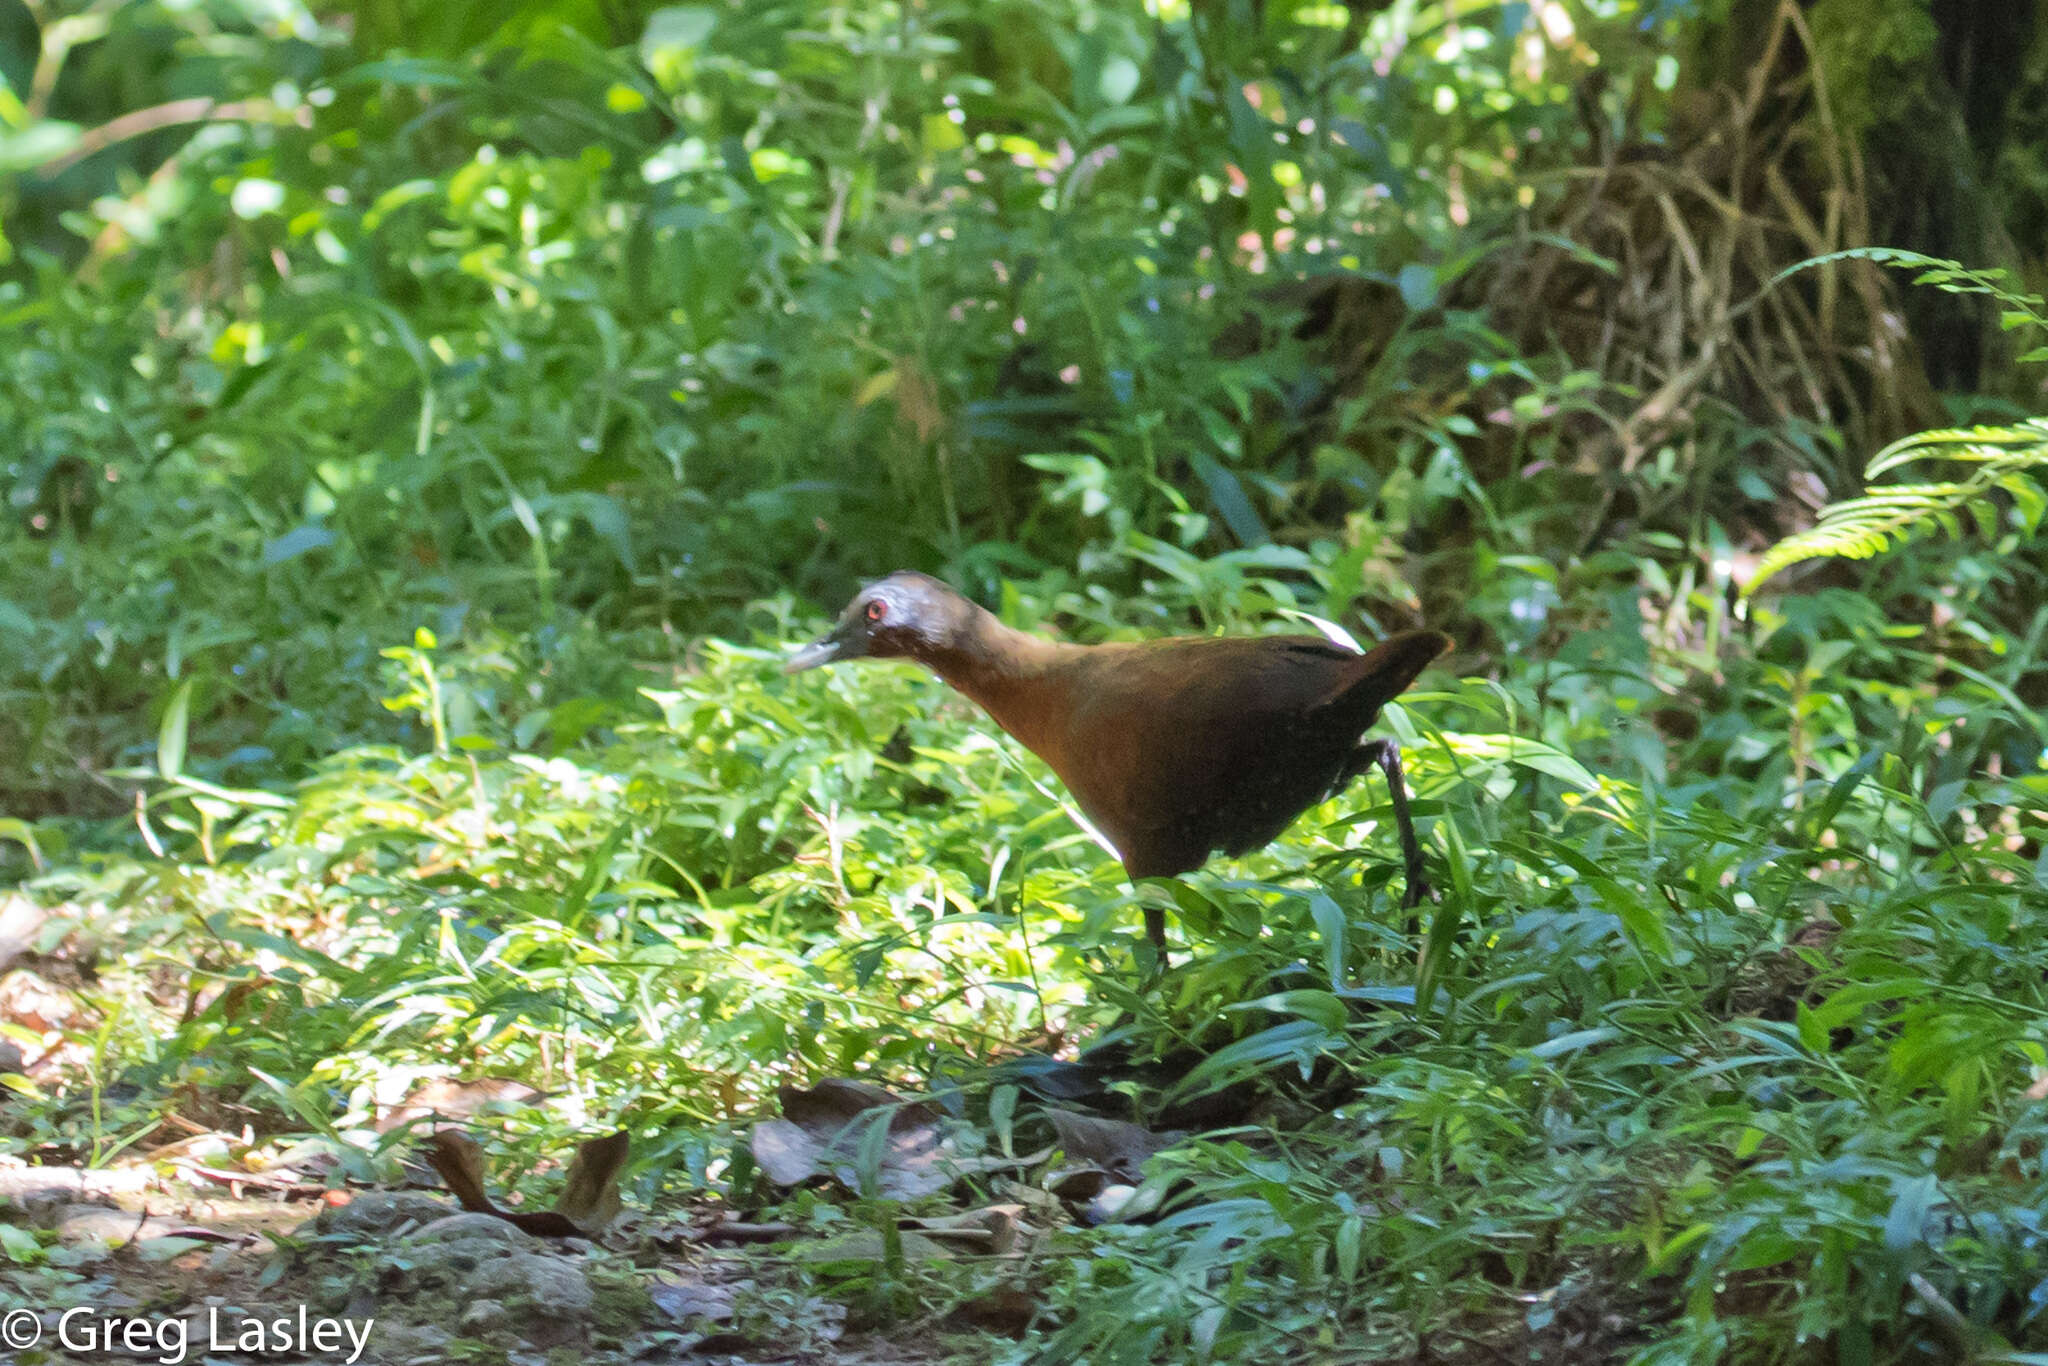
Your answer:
[7,0,2048,1362]
[11,555,2048,1362]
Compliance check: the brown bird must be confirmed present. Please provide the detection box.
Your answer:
[786,572,1451,949]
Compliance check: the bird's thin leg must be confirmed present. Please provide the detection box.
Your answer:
[1131,880,1175,982]
[1349,738,1434,910]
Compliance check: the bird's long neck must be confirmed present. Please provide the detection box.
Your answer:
[919,611,1075,754]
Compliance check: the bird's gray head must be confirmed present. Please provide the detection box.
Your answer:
[784,571,976,673]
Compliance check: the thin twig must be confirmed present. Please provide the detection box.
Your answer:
[37,98,303,177]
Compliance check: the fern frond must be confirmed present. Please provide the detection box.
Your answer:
[1768,249,2048,333]
[1749,419,2048,590]
[1747,247,2048,593]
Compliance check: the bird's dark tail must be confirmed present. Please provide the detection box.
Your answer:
[1327,629,1452,720]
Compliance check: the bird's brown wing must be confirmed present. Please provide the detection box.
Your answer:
[1049,636,1422,876]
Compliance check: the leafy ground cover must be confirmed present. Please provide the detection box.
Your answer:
[8,553,2048,1362]
[5,0,2048,1362]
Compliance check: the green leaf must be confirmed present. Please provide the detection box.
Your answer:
[1098,54,1140,105]
[0,1221,43,1263]
[1606,884,1673,960]
[1529,1027,1620,1060]
[1227,989,1348,1032]
[161,774,293,810]
[343,57,472,88]
[263,523,335,565]
[159,678,195,781]
[0,598,36,638]
[1726,1229,1802,1271]
[1397,262,1437,310]
[988,1085,1018,1157]
[1308,891,1346,987]
[1166,1020,1340,1102]
[1883,1174,1937,1252]
[1440,732,1603,793]
[1809,749,1883,838]
[0,121,82,172]
[1794,1001,1828,1054]
[0,819,40,867]
[562,824,630,928]
[1646,1221,1714,1274]
[1190,452,1269,546]
[1334,1212,1363,1282]
[642,5,717,58]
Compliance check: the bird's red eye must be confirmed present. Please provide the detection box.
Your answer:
[864,600,886,624]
